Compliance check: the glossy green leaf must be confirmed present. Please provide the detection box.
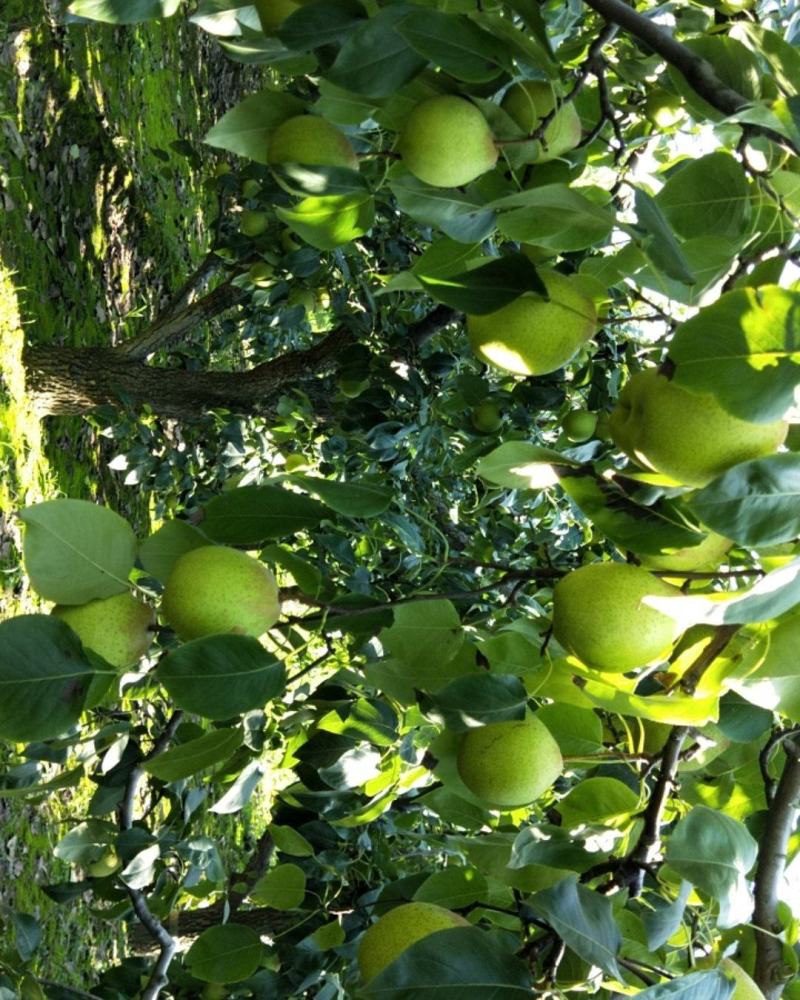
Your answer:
[67,0,180,23]
[201,484,329,544]
[634,970,734,1000]
[656,152,750,242]
[413,867,488,909]
[278,0,367,51]
[293,475,393,516]
[185,924,263,984]
[250,863,307,909]
[493,185,614,251]
[476,442,578,489]
[277,192,375,250]
[381,600,463,670]
[669,285,800,424]
[559,777,639,829]
[324,5,427,98]
[395,10,508,83]
[634,187,696,285]
[417,254,545,314]
[643,880,692,950]
[20,499,136,604]
[430,674,527,731]
[268,823,314,858]
[731,608,800,720]
[689,454,800,547]
[203,87,305,163]
[390,175,497,243]
[665,806,757,927]
[143,728,243,782]
[531,875,622,978]
[0,616,104,742]
[138,519,208,583]
[363,925,533,997]
[157,635,286,720]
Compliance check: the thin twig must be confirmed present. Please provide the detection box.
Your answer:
[118,712,183,1000]
[581,0,800,155]
[678,624,740,694]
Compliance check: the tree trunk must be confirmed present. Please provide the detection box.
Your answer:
[23,327,355,419]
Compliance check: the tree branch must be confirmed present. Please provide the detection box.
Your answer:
[581,0,800,155]
[678,624,740,694]
[117,279,246,360]
[753,736,800,1000]
[118,712,183,1000]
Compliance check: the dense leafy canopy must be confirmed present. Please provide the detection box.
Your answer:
[4,0,800,998]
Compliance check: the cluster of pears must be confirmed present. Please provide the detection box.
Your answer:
[609,369,787,488]
[50,545,281,669]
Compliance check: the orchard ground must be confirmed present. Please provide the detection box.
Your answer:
[0,5,263,982]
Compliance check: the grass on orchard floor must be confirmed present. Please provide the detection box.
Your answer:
[0,3,274,985]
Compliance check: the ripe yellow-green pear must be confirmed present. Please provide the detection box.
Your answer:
[563,409,597,442]
[645,88,685,128]
[398,95,498,188]
[637,530,732,572]
[609,370,788,488]
[162,546,280,641]
[358,901,469,983]
[52,592,154,669]
[552,562,681,672]
[719,958,766,1000]
[467,270,596,376]
[456,717,563,808]
[471,400,503,433]
[239,210,269,237]
[501,81,582,162]
[267,115,358,171]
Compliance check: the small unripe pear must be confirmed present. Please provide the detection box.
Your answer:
[357,901,469,983]
[471,401,503,433]
[241,178,262,199]
[501,81,582,162]
[467,270,596,376]
[645,88,685,129]
[457,717,563,808]
[398,96,498,188]
[52,592,154,668]
[87,849,121,878]
[248,262,276,287]
[553,562,681,672]
[162,546,280,641]
[239,210,270,237]
[267,115,358,171]
[609,370,788,488]
[562,409,597,442]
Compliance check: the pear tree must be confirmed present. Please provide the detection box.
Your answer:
[2,0,800,997]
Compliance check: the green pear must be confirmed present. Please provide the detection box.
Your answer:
[358,901,469,983]
[471,400,503,433]
[637,531,732,572]
[239,210,270,237]
[562,409,597,442]
[552,562,681,672]
[87,849,121,878]
[398,95,498,188]
[645,88,685,129]
[248,262,276,287]
[267,115,358,171]
[240,178,262,199]
[467,270,596,376]
[161,546,280,641]
[719,958,766,1000]
[52,592,154,669]
[501,81,582,162]
[609,370,787,488]
[456,716,563,808]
